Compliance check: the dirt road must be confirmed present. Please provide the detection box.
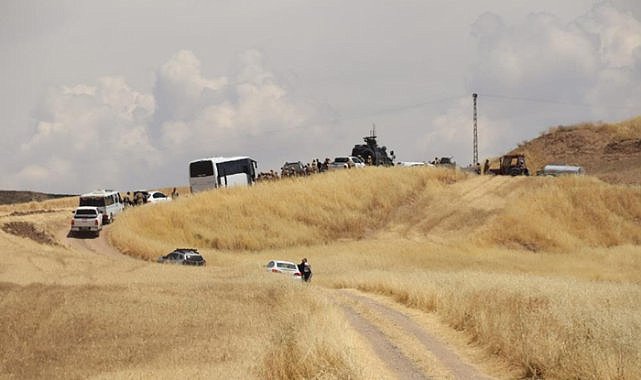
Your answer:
[335,289,493,379]
[57,224,132,259]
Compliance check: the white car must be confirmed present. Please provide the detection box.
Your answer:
[70,206,103,236]
[349,156,366,168]
[329,156,365,170]
[146,191,172,204]
[266,260,302,280]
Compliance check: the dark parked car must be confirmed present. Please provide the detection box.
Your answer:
[157,248,206,266]
[281,161,306,177]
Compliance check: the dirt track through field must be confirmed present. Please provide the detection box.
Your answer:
[57,224,131,259]
[49,212,495,379]
[336,289,492,379]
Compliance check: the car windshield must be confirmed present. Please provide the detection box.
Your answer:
[79,197,106,207]
[334,157,347,163]
[276,262,296,270]
[75,209,98,217]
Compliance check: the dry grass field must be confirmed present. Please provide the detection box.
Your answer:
[2,132,641,378]
[106,167,641,379]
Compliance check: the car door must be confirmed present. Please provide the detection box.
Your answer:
[167,252,182,264]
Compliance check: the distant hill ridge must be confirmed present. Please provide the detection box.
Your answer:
[1,117,640,204]
[0,190,75,205]
[508,116,641,185]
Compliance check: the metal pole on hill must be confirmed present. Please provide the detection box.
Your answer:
[473,93,478,165]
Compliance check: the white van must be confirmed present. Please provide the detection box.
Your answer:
[78,189,124,224]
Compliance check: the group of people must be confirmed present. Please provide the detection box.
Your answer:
[257,158,333,181]
[121,188,179,207]
[122,191,147,207]
[258,156,371,182]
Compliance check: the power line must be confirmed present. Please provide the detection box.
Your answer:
[480,93,640,110]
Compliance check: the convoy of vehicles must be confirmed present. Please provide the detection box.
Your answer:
[189,156,257,193]
[70,206,103,237]
[78,189,124,224]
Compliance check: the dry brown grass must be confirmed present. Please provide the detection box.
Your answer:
[0,216,366,379]
[330,269,641,379]
[107,167,641,379]
[0,277,363,379]
[3,164,641,379]
[475,176,641,252]
[109,167,465,259]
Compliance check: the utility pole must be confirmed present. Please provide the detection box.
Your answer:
[473,93,478,165]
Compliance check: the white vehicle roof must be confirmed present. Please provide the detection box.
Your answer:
[75,206,101,211]
[80,189,120,197]
[189,156,253,164]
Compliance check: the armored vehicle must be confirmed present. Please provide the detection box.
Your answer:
[351,130,395,166]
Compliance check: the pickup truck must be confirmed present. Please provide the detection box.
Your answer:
[328,156,365,170]
[70,206,103,236]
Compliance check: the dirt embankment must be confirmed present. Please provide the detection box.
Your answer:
[508,118,641,184]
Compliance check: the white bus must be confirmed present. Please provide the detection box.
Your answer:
[78,189,125,224]
[189,156,258,193]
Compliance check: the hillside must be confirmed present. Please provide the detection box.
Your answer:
[2,167,641,379]
[0,190,75,205]
[109,168,641,258]
[509,116,641,184]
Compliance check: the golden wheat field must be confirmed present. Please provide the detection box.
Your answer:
[1,166,641,379]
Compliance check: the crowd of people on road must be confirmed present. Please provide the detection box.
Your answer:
[257,158,335,181]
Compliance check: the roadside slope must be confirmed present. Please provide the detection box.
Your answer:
[110,168,641,259]
[508,116,641,184]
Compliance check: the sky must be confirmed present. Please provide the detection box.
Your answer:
[2,0,641,193]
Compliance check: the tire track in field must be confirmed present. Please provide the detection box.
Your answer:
[335,289,493,380]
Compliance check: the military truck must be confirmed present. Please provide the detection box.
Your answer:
[488,154,530,176]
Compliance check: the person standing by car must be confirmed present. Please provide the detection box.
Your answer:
[298,258,312,282]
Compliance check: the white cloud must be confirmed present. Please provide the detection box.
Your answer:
[156,50,311,163]
[10,50,314,193]
[456,2,641,160]
[153,50,228,123]
[12,76,159,192]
